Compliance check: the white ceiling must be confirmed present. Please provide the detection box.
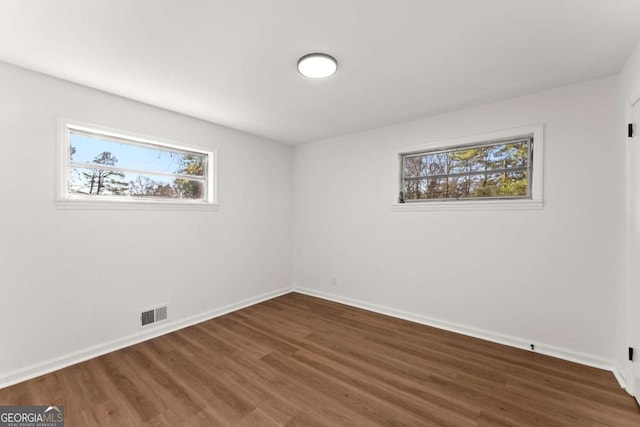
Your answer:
[1,1,640,144]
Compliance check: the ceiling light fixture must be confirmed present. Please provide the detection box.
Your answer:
[297,53,338,79]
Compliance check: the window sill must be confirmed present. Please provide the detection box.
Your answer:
[56,199,219,211]
[391,199,543,212]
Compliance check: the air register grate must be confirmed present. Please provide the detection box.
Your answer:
[141,310,154,326]
[155,306,168,322]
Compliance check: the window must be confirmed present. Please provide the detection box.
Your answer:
[393,125,543,211]
[57,120,217,209]
[401,137,532,201]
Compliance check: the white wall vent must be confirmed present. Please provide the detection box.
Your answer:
[155,306,168,322]
[141,305,168,326]
[141,309,154,326]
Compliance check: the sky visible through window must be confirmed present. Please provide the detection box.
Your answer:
[68,132,206,199]
[71,133,197,174]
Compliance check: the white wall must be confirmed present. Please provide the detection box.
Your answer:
[293,75,624,367]
[0,62,293,386]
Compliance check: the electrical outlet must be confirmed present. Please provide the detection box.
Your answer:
[331,276,338,286]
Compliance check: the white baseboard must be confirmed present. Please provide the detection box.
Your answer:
[0,287,293,389]
[293,287,618,375]
[613,366,628,391]
[2,285,628,394]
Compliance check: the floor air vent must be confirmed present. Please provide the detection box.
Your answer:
[141,305,168,326]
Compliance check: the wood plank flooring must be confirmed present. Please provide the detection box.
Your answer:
[1,292,638,426]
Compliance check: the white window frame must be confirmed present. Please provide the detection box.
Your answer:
[56,118,218,210]
[392,124,544,211]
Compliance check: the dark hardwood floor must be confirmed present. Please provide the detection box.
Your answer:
[1,292,639,426]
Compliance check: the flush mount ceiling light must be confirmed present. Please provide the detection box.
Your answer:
[297,53,338,79]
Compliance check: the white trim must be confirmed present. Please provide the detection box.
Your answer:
[625,91,640,398]
[392,124,544,210]
[0,287,292,389]
[1,285,625,392]
[56,117,219,209]
[293,287,616,373]
[392,199,543,212]
[624,99,633,396]
[55,199,219,211]
[613,365,628,391]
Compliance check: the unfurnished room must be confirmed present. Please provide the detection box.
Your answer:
[2,1,640,426]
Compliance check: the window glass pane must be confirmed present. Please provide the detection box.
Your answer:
[481,141,529,171]
[70,132,205,177]
[404,152,449,177]
[403,140,529,178]
[404,171,528,201]
[69,167,204,200]
[457,172,528,198]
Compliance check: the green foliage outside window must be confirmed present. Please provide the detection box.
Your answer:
[402,139,531,201]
